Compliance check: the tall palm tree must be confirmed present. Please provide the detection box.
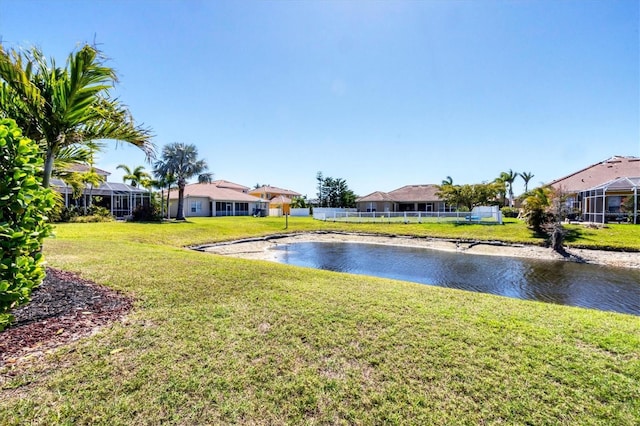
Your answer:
[499,170,518,207]
[520,171,534,193]
[441,176,454,186]
[117,164,151,188]
[154,143,211,220]
[0,43,154,187]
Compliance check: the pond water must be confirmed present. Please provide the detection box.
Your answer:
[272,242,640,315]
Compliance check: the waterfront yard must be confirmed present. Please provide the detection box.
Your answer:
[1,217,639,424]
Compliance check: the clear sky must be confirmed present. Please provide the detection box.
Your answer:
[1,0,638,198]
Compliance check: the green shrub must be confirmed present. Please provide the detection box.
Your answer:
[71,214,114,223]
[131,203,161,222]
[0,119,55,331]
[501,207,520,218]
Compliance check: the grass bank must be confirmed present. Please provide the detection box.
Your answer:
[1,217,639,424]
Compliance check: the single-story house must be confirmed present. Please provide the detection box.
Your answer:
[167,182,268,218]
[50,165,150,218]
[547,155,640,214]
[578,177,639,224]
[356,184,454,213]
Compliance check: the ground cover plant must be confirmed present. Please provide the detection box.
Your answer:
[1,217,639,424]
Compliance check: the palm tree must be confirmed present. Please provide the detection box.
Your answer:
[151,165,177,219]
[0,43,154,187]
[441,176,453,186]
[499,170,518,207]
[520,171,534,193]
[154,143,211,220]
[117,164,151,188]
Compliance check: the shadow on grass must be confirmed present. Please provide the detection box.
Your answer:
[563,227,584,244]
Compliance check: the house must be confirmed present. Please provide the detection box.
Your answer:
[356,185,453,213]
[167,182,267,218]
[248,185,302,215]
[579,177,639,224]
[547,155,640,222]
[50,164,150,218]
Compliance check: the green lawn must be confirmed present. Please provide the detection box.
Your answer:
[1,217,639,424]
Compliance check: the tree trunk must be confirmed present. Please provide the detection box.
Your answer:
[176,185,185,220]
[42,149,56,188]
[550,223,566,253]
[166,187,171,219]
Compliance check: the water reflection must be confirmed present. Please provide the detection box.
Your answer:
[272,242,640,315]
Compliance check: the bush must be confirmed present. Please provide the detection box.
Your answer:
[501,207,520,218]
[0,119,55,331]
[131,203,161,222]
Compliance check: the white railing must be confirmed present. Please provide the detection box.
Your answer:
[313,207,502,224]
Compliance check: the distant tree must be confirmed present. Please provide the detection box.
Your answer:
[520,171,534,193]
[0,43,155,188]
[436,182,501,211]
[441,176,453,186]
[117,164,152,188]
[316,172,357,208]
[154,143,211,220]
[498,170,518,207]
[316,171,326,207]
[291,196,308,208]
[81,167,105,214]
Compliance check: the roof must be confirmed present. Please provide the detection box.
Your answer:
[548,156,640,193]
[387,184,442,202]
[168,183,262,202]
[61,164,111,177]
[583,176,640,192]
[211,180,250,192]
[356,191,396,203]
[356,185,442,203]
[268,195,293,205]
[50,178,147,195]
[249,185,301,197]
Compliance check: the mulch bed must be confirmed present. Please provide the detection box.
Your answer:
[0,268,133,367]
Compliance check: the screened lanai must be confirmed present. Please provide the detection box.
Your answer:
[51,178,150,218]
[579,177,639,224]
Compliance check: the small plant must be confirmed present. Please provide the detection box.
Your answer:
[0,119,55,331]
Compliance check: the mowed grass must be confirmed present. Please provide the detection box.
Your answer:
[1,217,639,424]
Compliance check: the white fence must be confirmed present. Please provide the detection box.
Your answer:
[314,206,502,224]
[290,208,312,217]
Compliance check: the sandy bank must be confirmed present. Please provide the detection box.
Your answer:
[197,232,640,269]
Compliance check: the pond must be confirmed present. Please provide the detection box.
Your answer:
[272,242,640,315]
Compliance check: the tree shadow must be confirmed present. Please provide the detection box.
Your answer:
[562,227,583,243]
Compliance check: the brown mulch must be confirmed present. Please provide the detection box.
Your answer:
[0,268,133,368]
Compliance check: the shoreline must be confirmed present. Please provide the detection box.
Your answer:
[198,232,640,269]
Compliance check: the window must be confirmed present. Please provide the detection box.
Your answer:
[191,201,202,213]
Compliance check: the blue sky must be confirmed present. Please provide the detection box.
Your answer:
[1,0,638,198]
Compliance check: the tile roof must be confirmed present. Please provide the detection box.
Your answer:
[211,180,250,192]
[248,185,301,197]
[356,191,396,203]
[548,156,640,193]
[169,183,263,202]
[387,184,442,202]
[62,164,111,176]
[268,195,293,205]
[356,185,443,203]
